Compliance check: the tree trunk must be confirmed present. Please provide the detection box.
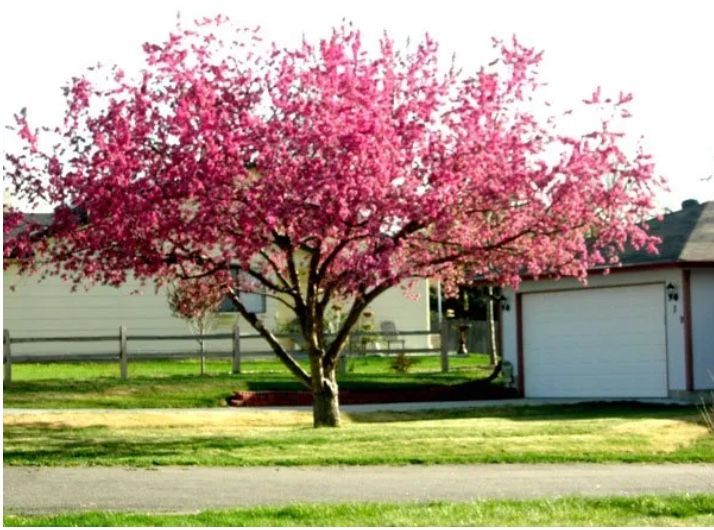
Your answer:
[312,369,341,428]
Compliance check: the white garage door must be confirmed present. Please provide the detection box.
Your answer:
[522,284,668,398]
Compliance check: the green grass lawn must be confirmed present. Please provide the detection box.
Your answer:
[5,402,712,466]
[3,354,492,408]
[5,495,714,527]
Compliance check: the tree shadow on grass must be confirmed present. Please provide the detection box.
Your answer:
[345,401,702,424]
[3,425,281,465]
[5,409,712,466]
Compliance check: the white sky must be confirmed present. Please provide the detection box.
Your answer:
[1,0,712,212]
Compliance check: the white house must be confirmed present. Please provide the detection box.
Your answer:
[500,199,714,399]
[3,248,431,358]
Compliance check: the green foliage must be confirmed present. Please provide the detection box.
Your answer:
[390,352,416,373]
[6,495,714,527]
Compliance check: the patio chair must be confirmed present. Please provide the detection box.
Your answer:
[380,320,406,355]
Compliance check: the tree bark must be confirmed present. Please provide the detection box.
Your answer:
[312,368,341,428]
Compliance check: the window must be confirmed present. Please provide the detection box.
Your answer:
[218,267,267,314]
[218,291,266,314]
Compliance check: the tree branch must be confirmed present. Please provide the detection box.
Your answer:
[324,282,393,362]
[226,288,311,387]
[258,250,291,289]
[284,245,307,315]
[238,288,296,312]
[304,242,322,349]
[314,233,368,285]
[245,266,294,294]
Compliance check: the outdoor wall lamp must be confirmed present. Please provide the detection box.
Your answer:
[666,282,679,301]
[492,294,510,312]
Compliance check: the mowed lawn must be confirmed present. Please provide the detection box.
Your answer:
[5,402,712,466]
[6,495,714,527]
[3,355,491,409]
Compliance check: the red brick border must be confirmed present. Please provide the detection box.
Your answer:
[228,384,518,407]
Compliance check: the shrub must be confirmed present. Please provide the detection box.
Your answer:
[391,352,416,373]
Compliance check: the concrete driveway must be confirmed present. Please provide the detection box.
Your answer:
[5,464,714,514]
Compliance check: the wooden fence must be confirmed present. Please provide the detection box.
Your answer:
[2,320,486,384]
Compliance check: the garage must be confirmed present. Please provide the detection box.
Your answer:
[521,284,668,398]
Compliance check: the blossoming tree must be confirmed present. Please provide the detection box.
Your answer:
[167,278,225,375]
[4,17,661,426]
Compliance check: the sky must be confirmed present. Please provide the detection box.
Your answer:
[1,0,712,212]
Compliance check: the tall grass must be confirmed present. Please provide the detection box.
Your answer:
[698,373,714,433]
[6,495,714,527]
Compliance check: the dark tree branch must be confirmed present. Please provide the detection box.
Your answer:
[226,288,311,387]
[284,245,307,313]
[324,282,393,363]
[304,242,322,350]
[239,288,296,312]
[245,266,294,295]
[315,233,369,285]
[258,250,290,288]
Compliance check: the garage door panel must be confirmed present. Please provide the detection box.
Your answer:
[526,324,660,341]
[526,339,663,354]
[525,374,667,398]
[527,360,667,376]
[528,338,664,364]
[523,284,667,398]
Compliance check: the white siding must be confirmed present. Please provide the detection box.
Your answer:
[691,269,714,390]
[367,279,431,349]
[2,266,273,356]
[3,266,430,356]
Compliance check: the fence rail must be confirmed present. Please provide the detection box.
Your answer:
[2,325,247,384]
[2,321,479,384]
[10,335,119,344]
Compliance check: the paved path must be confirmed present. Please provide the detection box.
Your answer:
[5,464,714,514]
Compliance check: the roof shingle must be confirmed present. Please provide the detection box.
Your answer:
[619,199,714,265]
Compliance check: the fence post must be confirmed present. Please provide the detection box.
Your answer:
[232,322,241,374]
[4,329,11,385]
[119,326,128,380]
[440,321,449,373]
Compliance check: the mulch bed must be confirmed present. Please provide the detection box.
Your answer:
[228,382,519,407]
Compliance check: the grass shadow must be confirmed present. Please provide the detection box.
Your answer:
[3,426,273,465]
[345,401,702,425]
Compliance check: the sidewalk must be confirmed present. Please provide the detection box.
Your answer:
[5,464,714,514]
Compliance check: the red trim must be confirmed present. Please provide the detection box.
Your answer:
[682,269,694,391]
[515,293,524,396]
[512,281,662,297]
